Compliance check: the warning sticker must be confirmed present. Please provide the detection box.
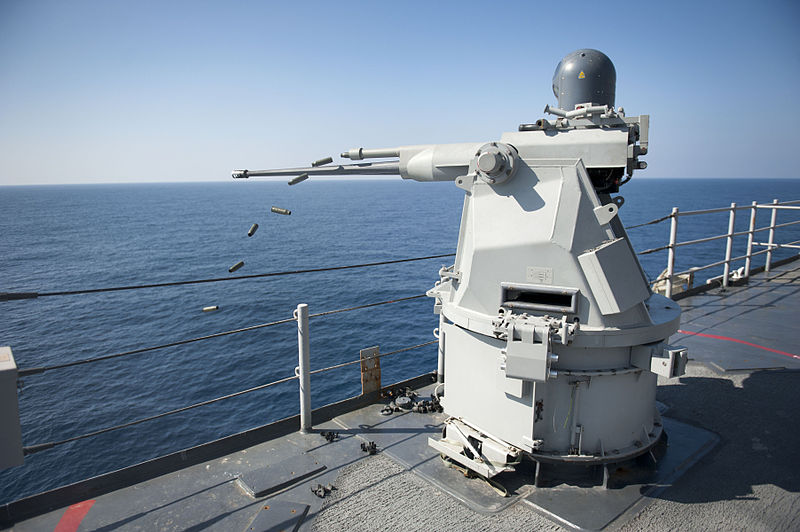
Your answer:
[578,71,585,79]
[526,266,553,285]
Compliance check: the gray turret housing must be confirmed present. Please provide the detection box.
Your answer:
[233,49,683,481]
[552,49,616,110]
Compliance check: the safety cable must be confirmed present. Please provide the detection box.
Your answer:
[637,245,669,256]
[309,340,438,375]
[624,213,673,230]
[22,373,298,455]
[0,253,455,302]
[18,293,428,377]
[18,316,295,377]
[308,294,426,319]
[22,337,437,455]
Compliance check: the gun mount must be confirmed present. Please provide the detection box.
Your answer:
[233,109,648,193]
[233,49,685,482]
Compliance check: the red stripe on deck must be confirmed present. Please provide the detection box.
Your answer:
[677,330,800,360]
[53,500,95,532]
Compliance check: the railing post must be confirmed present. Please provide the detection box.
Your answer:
[295,303,312,432]
[744,201,757,279]
[722,203,736,288]
[665,207,679,298]
[766,199,779,272]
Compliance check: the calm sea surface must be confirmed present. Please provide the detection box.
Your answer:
[1,177,799,503]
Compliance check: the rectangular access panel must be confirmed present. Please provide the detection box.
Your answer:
[578,238,650,315]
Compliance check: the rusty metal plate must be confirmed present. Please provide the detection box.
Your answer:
[360,346,381,395]
[244,500,309,532]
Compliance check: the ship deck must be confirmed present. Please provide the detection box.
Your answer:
[3,260,800,531]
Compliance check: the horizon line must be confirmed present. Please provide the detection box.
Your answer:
[3,176,800,187]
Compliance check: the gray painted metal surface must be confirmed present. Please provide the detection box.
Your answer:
[237,454,325,498]
[296,304,311,432]
[245,501,310,532]
[552,49,616,111]
[0,347,23,469]
[674,264,800,372]
[0,374,433,527]
[524,417,717,530]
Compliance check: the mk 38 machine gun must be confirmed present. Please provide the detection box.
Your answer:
[233,49,687,482]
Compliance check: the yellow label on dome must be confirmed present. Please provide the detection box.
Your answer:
[578,71,585,79]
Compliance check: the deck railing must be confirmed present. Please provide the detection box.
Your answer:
[9,292,437,458]
[637,199,800,298]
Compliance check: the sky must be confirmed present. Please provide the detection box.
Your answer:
[0,0,798,185]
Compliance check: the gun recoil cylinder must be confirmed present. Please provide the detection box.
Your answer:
[311,157,333,167]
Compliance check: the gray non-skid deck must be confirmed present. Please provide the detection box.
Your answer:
[5,261,800,531]
[674,263,800,372]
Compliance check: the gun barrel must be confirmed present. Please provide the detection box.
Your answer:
[233,161,400,179]
[233,142,481,182]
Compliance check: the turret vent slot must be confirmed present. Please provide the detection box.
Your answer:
[500,283,578,314]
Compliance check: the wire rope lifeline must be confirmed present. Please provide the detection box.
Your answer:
[22,338,437,456]
[638,244,670,256]
[22,373,299,456]
[308,340,438,375]
[624,213,673,230]
[0,253,456,301]
[17,293,428,377]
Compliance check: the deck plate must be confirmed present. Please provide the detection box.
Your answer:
[244,501,309,532]
[675,266,800,372]
[238,454,326,498]
[524,417,718,530]
[332,389,718,530]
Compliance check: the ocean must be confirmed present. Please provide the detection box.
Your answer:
[1,177,799,504]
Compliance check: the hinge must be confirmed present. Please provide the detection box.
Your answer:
[438,265,461,282]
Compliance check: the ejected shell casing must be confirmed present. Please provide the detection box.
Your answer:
[271,206,291,215]
[229,261,244,273]
[247,223,259,236]
[202,305,219,312]
[311,156,333,167]
[288,173,309,186]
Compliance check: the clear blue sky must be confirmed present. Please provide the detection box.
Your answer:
[1,0,798,184]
